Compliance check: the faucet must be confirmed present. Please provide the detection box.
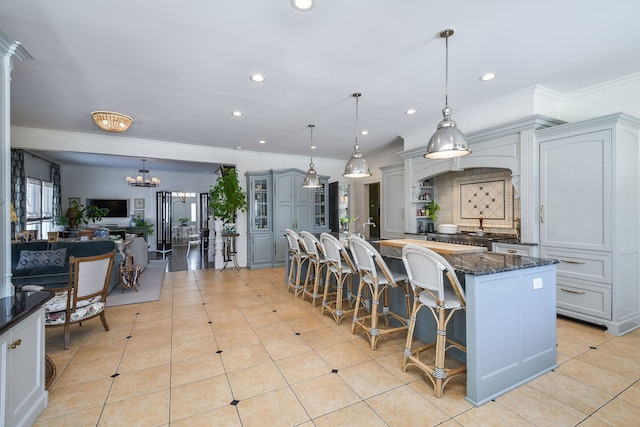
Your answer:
[359,217,377,234]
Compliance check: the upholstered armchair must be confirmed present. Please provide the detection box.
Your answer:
[43,251,116,349]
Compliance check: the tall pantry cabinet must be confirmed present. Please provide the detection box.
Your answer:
[246,169,329,269]
[537,113,640,335]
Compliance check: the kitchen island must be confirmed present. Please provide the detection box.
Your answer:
[378,239,558,406]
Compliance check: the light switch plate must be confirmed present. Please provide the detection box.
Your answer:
[533,278,543,290]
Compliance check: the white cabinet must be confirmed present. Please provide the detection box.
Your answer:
[0,298,49,427]
[381,164,405,239]
[537,113,640,335]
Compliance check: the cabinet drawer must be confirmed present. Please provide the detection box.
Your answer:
[491,242,537,256]
[539,247,611,283]
[556,277,611,320]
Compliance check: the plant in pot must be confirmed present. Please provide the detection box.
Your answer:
[178,217,189,226]
[209,167,248,234]
[54,216,69,232]
[425,200,440,233]
[68,200,109,239]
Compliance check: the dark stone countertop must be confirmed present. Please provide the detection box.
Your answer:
[0,291,54,335]
[378,243,557,276]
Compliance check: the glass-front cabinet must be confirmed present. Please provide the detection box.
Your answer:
[313,183,328,231]
[250,176,271,232]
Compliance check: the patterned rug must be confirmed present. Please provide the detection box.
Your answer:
[106,260,168,306]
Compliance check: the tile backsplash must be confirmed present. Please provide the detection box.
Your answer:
[433,168,519,234]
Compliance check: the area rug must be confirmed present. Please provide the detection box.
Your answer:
[106,260,168,307]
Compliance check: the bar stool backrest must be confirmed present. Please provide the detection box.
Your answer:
[285,229,304,255]
[401,244,466,306]
[348,235,394,283]
[300,231,324,260]
[320,233,355,271]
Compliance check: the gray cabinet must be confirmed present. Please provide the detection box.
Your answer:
[537,113,640,335]
[381,163,405,239]
[246,172,273,268]
[246,169,328,269]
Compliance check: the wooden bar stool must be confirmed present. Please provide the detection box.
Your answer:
[300,231,327,307]
[319,232,358,324]
[285,229,309,297]
[348,236,411,350]
[401,244,467,398]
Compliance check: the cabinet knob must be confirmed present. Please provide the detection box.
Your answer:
[7,339,22,349]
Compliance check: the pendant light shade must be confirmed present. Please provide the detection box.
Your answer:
[425,29,471,159]
[302,124,322,188]
[343,93,371,178]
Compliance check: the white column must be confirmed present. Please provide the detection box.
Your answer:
[1,29,33,298]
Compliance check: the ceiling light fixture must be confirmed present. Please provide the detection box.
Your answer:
[405,108,417,115]
[126,159,160,187]
[480,72,497,81]
[425,29,471,159]
[302,124,322,188]
[250,73,265,82]
[91,111,133,132]
[231,111,243,117]
[343,93,371,178]
[291,0,315,11]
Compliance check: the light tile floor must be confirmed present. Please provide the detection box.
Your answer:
[36,267,640,426]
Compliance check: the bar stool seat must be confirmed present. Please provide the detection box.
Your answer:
[401,244,467,398]
[285,229,309,297]
[319,232,358,324]
[348,236,411,350]
[300,231,327,307]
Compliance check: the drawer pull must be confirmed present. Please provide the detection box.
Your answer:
[560,259,586,265]
[7,339,22,349]
[560,288,586,295]
[507,249,518,253]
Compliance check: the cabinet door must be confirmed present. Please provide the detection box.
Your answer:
[539,129,612,251]
[250,233,274,267]
[6,308,46,427]
[249,176,272,232]
[381,165,405,239]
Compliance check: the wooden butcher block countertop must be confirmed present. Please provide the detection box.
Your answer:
[378,239,488,255]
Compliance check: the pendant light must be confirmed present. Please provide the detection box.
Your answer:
[302,124,322,188]
[424,29,471,159]
[343,92,371,178]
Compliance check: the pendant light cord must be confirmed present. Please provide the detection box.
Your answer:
[444,31,449,108]
[353,93,361,148]
[309,124,315,163]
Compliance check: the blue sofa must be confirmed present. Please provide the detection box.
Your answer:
[11,240,123,293]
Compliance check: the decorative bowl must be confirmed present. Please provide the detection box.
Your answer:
[438,224,459,234]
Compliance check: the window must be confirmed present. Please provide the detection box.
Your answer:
[26,177,54,239]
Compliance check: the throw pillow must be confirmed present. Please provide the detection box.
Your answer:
[16,248,67,270]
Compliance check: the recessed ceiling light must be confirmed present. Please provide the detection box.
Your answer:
[405,108,417,115]
[360,130,369,136]
[250,74,265,83]
[480,72,497,81]
[310,145,316,150]
[258,140,266,144]
[231,111,243,117]
[236,146,242,150]
[291,0,315,11]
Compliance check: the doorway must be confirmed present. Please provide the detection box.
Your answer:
[368,182,380,239]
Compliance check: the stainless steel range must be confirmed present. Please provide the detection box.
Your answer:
[424,232,493,248]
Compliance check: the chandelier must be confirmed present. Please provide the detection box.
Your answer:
[126,159,160,187]
[91,111,133,132]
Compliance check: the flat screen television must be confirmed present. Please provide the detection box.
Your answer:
[86,199,129,218]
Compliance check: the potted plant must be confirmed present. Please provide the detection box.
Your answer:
[54,216,69,232]
[425,200,440,233]
[209,167,248,233]
[178,217,189,226]
[68,199,109,228]
[135,218,154,236]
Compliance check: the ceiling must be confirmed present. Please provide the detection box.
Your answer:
[2,0,640,171]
